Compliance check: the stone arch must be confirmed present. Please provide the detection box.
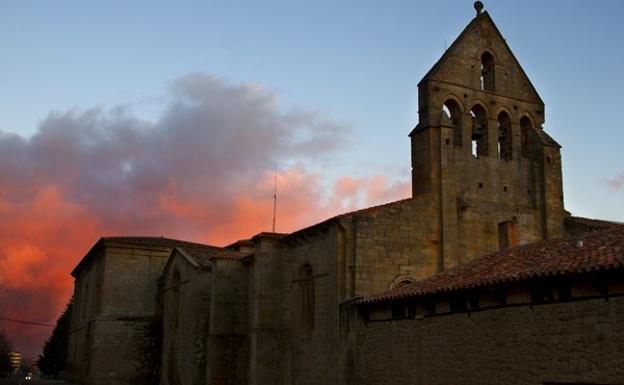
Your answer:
[497,111,512,161]
[470,103,489,158]
[480,51,496,91]
[298,264,314,331]
[494,105,514,121]
[389,275,415,289]
[441,96,464,147]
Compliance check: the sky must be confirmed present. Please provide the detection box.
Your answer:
[0,0,623,358]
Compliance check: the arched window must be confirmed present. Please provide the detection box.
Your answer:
[171,270,181,331]
[442,99,463,147]
[497,111,512,161]
[298,264,314,331]
[470,105,488,158]
[480,52,495,91]
[520,116,532,159]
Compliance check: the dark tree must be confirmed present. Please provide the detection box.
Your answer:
[38,300,72,377]
[0,331,13,377]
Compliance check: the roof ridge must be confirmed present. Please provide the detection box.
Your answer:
[286,196,421,240]
[102,235,218,248]
[335,196,415,219]
[566,215,622,226]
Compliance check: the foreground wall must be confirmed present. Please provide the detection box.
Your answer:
[354,296,624,385]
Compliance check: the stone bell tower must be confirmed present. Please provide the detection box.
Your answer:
[410,2,565,271]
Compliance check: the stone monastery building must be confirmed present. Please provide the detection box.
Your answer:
[67,3,624,385]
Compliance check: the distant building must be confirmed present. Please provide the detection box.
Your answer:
[67,2,624,385]
[22,357,40,376]
[8,351,20,374]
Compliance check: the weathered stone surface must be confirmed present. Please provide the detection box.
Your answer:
[354,297,624,385]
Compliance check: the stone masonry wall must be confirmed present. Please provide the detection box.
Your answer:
[341,197,441,298]
[354,296,624,385]
[72,243,172,385]
[207,258,249,385]
[248,237,288,385]
[411,11,567,272]
[286,228,338,385]
[67,249,104,383]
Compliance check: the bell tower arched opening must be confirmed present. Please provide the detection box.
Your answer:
[470,105,488,158]
[497,111,512,161]
[442,99,463,147]
[520,116,533,159]
[480,52,495,91]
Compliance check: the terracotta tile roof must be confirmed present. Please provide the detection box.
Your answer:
[250,232,289,241]
[358,225,624,305]
[224,239,255,250]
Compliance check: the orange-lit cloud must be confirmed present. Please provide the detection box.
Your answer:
[0,73,409,357]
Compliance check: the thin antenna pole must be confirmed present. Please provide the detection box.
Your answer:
[272,169,277,233]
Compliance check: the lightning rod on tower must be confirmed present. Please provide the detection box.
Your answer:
[272,169,277,233]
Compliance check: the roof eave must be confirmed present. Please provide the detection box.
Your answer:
[70,238,106,278]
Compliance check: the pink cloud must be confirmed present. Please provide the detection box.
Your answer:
[0,73,409,357]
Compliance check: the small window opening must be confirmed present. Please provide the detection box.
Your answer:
[82,283,89,320]
[468,294,480,309]
[391,304,408,319]
[531,284,555,304]
[498,220,518,250]
[556,284,572,301]
[470,105,488,158]
[497,111,512,161]
[299,264,315,331]
[423,299,436,315]
[480,52,495,91]
[442,99,462,147]
[450,296,468,312]
[171,271,181,331]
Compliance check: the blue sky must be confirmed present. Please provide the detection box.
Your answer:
[1,0,623,221]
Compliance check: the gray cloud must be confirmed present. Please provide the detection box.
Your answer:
[605,171,624,191]
[0,73,350,237]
